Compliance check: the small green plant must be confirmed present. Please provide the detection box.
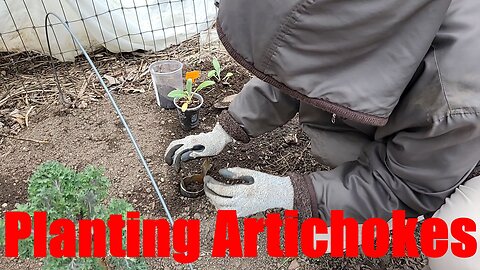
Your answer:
[168,70,215,112]
[208,57,233,84]
[0,161,148,270]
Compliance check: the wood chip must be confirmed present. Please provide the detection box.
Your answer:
[284,133,299,145]
[213,94,237,109]
[103,74,120,86]
[24,106,35,128]
[288,259,300,270]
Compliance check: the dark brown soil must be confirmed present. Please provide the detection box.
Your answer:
[183,181,204,193]
[175,96,202,110]
[0,39,428,270]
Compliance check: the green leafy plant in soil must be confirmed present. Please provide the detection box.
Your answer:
[0,161,148,270]
[207,57,233,85]
[168,71,215,112]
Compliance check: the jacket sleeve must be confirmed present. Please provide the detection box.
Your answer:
[291,113,480,224]
[219,77,300,143]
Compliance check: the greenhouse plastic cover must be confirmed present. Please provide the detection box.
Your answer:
[0,0,217,61]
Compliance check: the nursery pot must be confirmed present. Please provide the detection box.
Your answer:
[179,159,211,199]
[179,175,205,198]
[174,93,203,131]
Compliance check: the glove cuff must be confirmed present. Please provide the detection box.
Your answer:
[218,111,250,143]
[213,122,234,144]
[288,173,319,222]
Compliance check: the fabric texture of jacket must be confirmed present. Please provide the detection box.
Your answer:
[217,0,480,223]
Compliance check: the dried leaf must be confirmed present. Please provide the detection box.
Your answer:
[78,73,94,99]
[77,101,88,109]
[284,133,298,145]
[24,106,35,128]
[126,88,145,94]
[183,159,213,186]
[9,109,26,126]
[103,74,120,87]
[288,259,300,270]
[214,94,237,109]
[201,158,212,177]
[125,68,137,81]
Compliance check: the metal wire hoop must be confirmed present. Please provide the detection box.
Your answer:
[43,12,193,269]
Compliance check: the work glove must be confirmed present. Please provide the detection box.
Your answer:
[165,123,233,172]
[204,167,294,217]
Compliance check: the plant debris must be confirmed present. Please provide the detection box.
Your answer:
[213,94,237,109]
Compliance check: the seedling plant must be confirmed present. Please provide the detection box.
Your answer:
[208,57,233,85]
[0,162,148,270]
[168,71,215,112]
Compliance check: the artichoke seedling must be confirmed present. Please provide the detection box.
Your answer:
[208,57,233,85]
[168,71,215,112]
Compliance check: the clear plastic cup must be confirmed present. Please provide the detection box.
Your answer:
[149,60,183,109]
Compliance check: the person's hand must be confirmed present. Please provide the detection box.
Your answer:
[204,167,294,217]
[164,123,232,172]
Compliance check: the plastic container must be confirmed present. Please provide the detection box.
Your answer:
[180,176,205,198]
[174,93,203,131]
[179,158,212,198]
[150,60,183,109]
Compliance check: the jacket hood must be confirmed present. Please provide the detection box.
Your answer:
[217,0,451,126]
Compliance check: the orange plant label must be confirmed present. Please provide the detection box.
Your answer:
[186,70,201,82]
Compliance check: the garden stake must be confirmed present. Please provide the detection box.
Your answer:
[44,13,195,270]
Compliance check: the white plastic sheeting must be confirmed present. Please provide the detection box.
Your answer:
[0,0,217,61]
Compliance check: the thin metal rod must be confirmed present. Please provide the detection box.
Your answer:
[43,13,194,269]
[44,15,70,106]
[44,10,175,224]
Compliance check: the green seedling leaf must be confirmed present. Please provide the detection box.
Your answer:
[181,102,189,112]
[195,80,216,92]
[167,89,186,98]
[223,72,233,81]
[207,70,216,79]
[186,78,193,97]
[213,57,221,75]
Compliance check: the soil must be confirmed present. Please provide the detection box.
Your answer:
[184,181,203,193]
[0,38,429,270]
[175,96,202,110]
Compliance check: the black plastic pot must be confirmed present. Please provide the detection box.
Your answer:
[174,93,203,131]
[179,175,205,198]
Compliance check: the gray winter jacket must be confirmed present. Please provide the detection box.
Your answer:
[217,0,480,223]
